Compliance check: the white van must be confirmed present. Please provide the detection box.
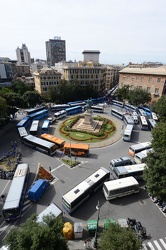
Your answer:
[37,202,63,223]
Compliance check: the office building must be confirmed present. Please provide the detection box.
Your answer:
[45,36,66,67]
[16,44,31,65]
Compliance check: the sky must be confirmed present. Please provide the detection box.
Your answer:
[1,0,166,65]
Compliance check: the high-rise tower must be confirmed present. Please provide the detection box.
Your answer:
[16,44,31,65]
[45,36,66,67]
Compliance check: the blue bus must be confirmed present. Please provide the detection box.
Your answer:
[65,106,82,115]
[26,106,45,115]
[28,109,48,121]
[2,163,30,221]
[41,120,50,133]
[16,116,31,128]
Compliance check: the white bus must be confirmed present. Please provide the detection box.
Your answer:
[148,118,156,130]
[103,176,139,200]
[91,105,104,113]
[139,116,149,130]
[110,157,134,170]
[111,108,125,120]
[123,124,134,142]
[123,114,134,125]
[134,148,153,164]
[113,163,147,180]
[124,103,136,112]
[128,141,152,157]
[138,109,147,117]
[54,110,67,120]
[112,100,124,108]
[132,112,139,124]
[30,120,39,135]
[151,112,158,122]
[62,167,110,214]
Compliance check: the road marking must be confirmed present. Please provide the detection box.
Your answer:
[51,164,64,172]
[0,180,11,195]
[147,242,155,250]
[142,244,148,250]
[154,240,163,250]
[160,238,166,249]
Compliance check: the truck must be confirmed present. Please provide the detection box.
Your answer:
[28,179,50,202]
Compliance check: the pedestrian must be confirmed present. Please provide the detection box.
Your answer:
[84,241,87,249]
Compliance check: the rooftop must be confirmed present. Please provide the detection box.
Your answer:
[119,66,166,76]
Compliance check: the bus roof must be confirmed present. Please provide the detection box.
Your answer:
[64,142,89,150]
[24,135,55,148]
[129,142,151,150]
[115,163,147,175]
[104,177,138,191]
[41,134,65,145]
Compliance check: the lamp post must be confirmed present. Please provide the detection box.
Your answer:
[93,200,100,248]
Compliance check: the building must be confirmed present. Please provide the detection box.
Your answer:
[16,65,31,77]
[17,76,35,87]
[31,59,48,73]
[82,50,100,63]
[105,65,123,91]
[16,44,31,65]
[45,37,66,67]
[62,61,106,93]
[33,68,61,94]
[119,66,166,98]
[0,60,17,88]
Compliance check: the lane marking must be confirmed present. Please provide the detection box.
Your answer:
[160,238,166,249]
[153,240,162,250]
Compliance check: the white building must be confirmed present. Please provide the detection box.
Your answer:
[16,44,31,65]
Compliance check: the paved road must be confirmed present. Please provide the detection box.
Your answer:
[0,107,165,249]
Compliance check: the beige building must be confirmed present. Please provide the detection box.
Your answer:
[105,65,123,91]
[33,68,61,94]
[16,65,31,77]
[119,66,166,98]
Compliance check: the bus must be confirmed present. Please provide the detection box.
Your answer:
[62,167,110,213]
[23,134,56,156]
[132,112,139,124]
[112,100,124,108]
[110,157,134,170]
[139,116,149,130]
[151,112,159,122]
[28,109,48,121]
[54,110,67,120]
[29,120,39,135]
[2,163,30,221]
[68,101,86,108]
[41,133,65,150]
[103,176,139,200]
[16,116,31,128]
[91,105,104,113]
[63,142,89,157]
[113,163,147,180]
[134,148,153,164]
[50,104,70,112]
[123,114,134,125]
[41,120,50,133]
[124,103,136,112]
[111,108,125,120]
[123,124,134,142]
[128,141,152,157]
[147,118,156,130]
[26,106,45,115]
[17,127,28,139]
[138,106,151,116]
[65,106,82,115]
[137,109,147,117]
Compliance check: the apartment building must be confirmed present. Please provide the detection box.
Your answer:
[33,68,61,94]
[119,66,166,98]
[105,65,123,90]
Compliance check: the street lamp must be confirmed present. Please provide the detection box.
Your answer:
[93,200,100,248]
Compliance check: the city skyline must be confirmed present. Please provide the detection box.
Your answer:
[1,0,166,65]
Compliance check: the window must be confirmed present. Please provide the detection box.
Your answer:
[157,78,161,82]
[147,87,150,93]
[155,88,159,94]
[149,78,152,82]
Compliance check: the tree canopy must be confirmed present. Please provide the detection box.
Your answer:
[144,95,166,200]
[4,214,68,250]
[127,87,151,106]
[98,222,142,250]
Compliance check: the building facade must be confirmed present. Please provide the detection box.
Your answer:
[45,37,66,67]
[16,44,31,65]
[119,66,166,98]
[0,60,17,88]
[33,68,61,94]
[82,50,100,63]
[16,65,31,77]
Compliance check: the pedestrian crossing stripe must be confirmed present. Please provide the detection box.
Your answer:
[142,237,166,250]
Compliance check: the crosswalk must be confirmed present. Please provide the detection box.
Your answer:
[142,237,166,250]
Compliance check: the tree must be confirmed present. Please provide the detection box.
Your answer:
[155,95,166,122]
[144,122,166,200]
[98,222,142,250]
[11,79,34,96]
[4,214,69,250]
[22,91,41,107]
[114,85,130,101]
[4,92,24,108]
[128,87,151,106]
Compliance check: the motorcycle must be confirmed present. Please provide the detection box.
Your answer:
[135,221,146,239]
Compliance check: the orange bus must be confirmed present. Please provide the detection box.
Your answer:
[63,142,89,157]
[41,133,65,150]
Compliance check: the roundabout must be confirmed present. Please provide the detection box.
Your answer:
[51,112,123,149]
